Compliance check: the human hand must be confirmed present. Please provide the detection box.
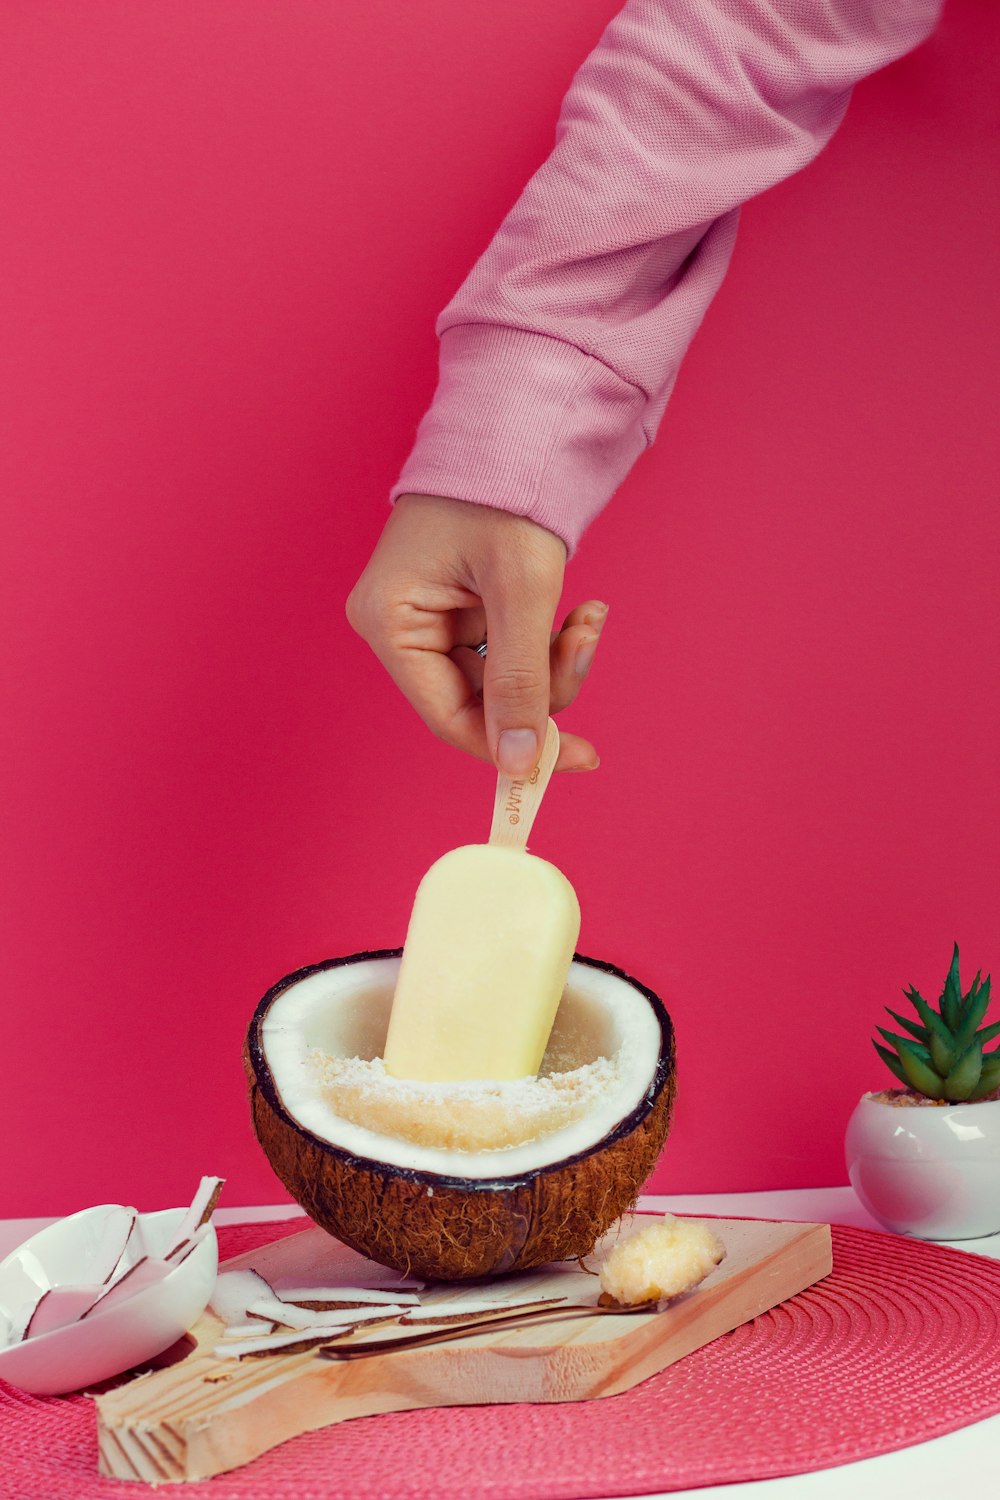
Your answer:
[346,493,606,775]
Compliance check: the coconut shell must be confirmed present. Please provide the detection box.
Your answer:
[243,950,676,1281]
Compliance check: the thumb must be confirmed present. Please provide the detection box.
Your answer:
[480,572,558,777]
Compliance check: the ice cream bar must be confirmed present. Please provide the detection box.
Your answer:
[382,843,580,1082]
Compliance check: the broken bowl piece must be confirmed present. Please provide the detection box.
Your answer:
[0,1204,218,1396]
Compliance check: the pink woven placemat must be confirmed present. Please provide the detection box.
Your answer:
[3,1216,1000,1499]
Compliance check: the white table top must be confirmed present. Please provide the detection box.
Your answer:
[2,1187,996,1495]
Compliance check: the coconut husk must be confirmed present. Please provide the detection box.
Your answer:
[242,950,677,1281]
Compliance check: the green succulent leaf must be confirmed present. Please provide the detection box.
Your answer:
[876,1027,934,1066]
[929,1030,958,1077]
[905,988,955,1048]
[886,1008,930,1044]
[873,1040,909,1086]
[940,942,963,1030]
[972,974,993,1017]
[954,985,991,1052]
[896,1037,946,1099]
[967,1050,1000,1101]
[903,984,930,1018]
[942,1040,983,1101]
[876,949,992,1100]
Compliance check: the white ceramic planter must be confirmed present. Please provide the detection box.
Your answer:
[845,1092,1000,1240]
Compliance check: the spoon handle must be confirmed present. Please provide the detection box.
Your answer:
[320,1301,653,1360]
[488,718,561,850]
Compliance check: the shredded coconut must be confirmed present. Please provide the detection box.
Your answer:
[308,1050,619,1152]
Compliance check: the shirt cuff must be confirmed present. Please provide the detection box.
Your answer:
[387,323,652,558]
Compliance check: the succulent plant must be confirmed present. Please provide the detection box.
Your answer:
[874,942,999,1102]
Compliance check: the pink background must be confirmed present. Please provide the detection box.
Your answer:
[2,1,997,1217]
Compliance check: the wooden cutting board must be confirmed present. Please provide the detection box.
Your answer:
[93,1215,832,1484]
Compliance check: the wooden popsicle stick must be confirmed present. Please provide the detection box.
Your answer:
[488,717,561,850]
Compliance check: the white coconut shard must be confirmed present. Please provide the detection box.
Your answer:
[209,1268,276,1326]
[223,1320,276,1338]
[0,1259,50,1346]
[598,1214,726,1307]
[273,1286,421,1307]
[267,1302,407,1329]
[4,1206,153,1344]
[167,1230,210,1268]
[246,1298,346,1331]
[92,1207,139,1288]
[25,1286,106,1339]
[163,1176,225,1260]
[82,1257,169,1317]
[212,1324,351,1358]
[0,1259,48,1326]
[260,957,663,1178]
[0,1190,226,1356]
[364,1279,426,1293]
[399,1295,568,1322]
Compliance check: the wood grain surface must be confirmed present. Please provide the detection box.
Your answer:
[92,1216,832,1484]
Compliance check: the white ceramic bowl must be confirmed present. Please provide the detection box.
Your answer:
[0,1205,217,1396]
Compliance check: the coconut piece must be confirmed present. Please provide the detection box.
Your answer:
[222,1321,276,1338]
[212,1324,350,1358]
[208,1268,276,1326]
[119,1212,147,1266]
[598,1215,726,1307]
[0,1266,49,1345]
[82,1206,139,1287]
[165,1228,210,1268]
[245,952,676,1280]
[399,1295,566,1325]
[249,1299,408,1330]
[8,1206,141,1342]
[0,1311,12,1348]
[274,1286,421,1308]
[162,1177,225,1261]
[81,1229,210,1320]
[245,1298,342,1331]
[310,1053,612,1153]
[358,1279,426,1293]
[25,1286,107,1339]
[101,1208,140,1288]
[0,1258,50,1339]
[80,1256,171,1317]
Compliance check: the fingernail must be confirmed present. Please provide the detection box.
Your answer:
[575,634,600,676]
[566,756,600,772]
[584,602,610,632]
[498,728,539,776]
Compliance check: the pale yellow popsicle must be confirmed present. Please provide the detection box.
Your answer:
[382,843,580,1082]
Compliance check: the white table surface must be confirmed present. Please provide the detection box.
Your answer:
[2,1187,997,1497]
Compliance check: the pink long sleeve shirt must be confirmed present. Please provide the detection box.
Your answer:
[388,0,944,558]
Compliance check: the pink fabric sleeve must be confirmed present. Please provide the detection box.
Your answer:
[388,0,945,558]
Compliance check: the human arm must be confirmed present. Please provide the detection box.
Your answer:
[351,0,945,773]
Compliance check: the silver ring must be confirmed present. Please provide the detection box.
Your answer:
[473,638,488,659]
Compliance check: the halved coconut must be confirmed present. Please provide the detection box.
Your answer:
[243,950,675,1280]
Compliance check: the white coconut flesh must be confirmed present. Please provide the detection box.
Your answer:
[259,957,663,1179]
